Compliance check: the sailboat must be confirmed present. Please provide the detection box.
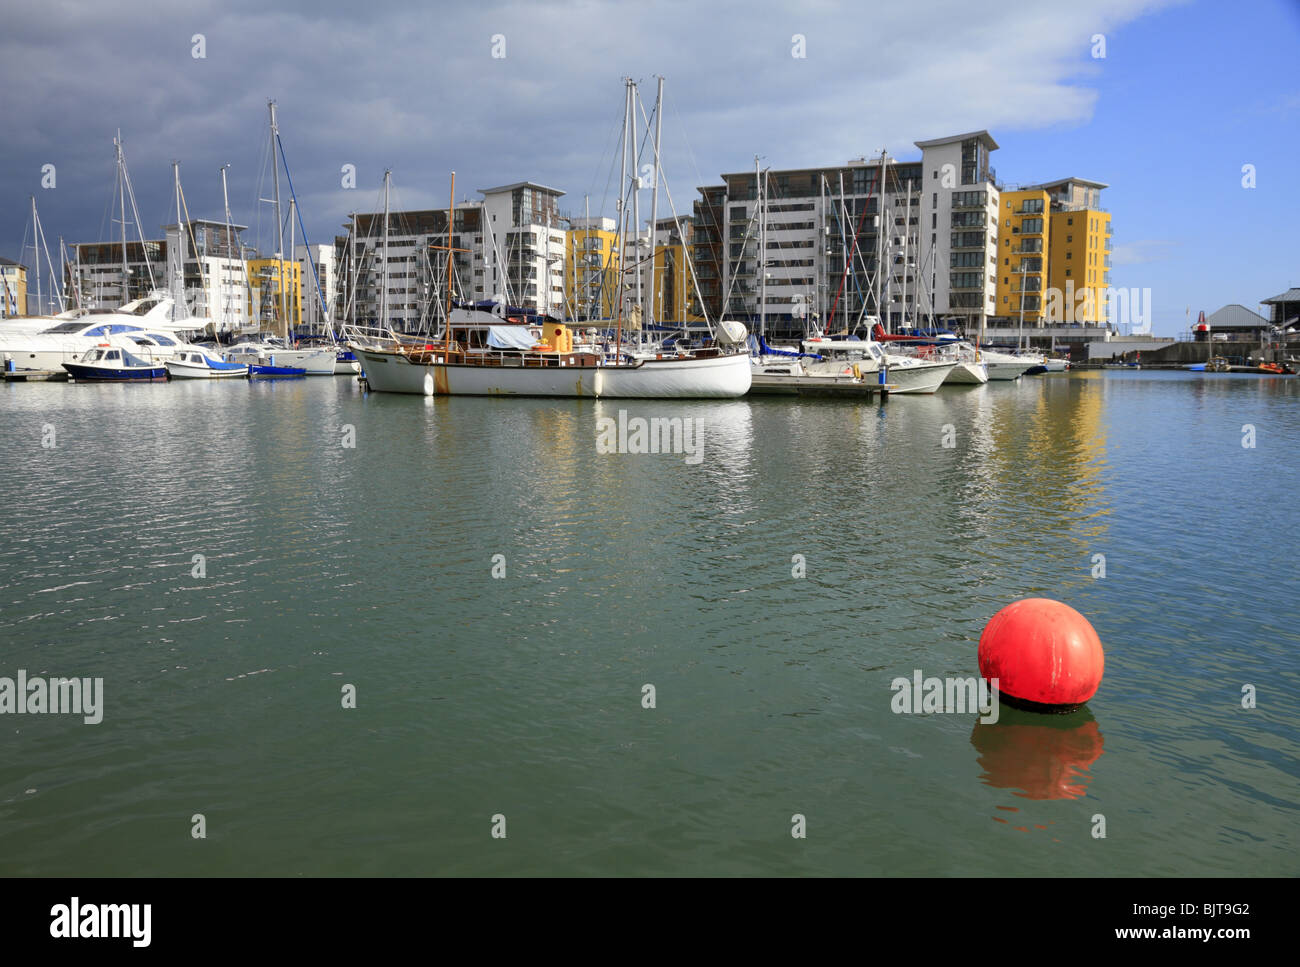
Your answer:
[349,79,751,398]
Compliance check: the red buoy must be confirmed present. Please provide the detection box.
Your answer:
[978,598,1104,711]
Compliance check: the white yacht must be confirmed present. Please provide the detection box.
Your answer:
[0,294,205,372]
[980,348,1038,381]
[799,337,956,394]
[221,337,335,375]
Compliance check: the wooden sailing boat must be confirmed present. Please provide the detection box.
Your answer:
[347,79,751,398]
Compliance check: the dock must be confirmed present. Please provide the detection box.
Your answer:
[3,369,69,382]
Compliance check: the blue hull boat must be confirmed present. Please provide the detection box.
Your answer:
[248,364,307,378]
[62,346,168,382]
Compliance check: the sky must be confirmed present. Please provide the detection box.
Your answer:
[2,0,1297,334]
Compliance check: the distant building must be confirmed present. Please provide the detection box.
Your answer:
[691,131,1001,339]
[1262,288,1300,329]
[246,258,301,336]
[297,244,337,332]
[565,216,619,321]
[67,219,252,331]
[342,181,567,331]
[991,178,1112,332]
[0,257,27,317]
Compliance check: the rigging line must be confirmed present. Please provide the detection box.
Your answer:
[827,167,877,330]
[276,132,330,336]
[634,91,712,330]
[119,152,155,290]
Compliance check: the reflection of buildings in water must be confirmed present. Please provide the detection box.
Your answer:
[967,375,1111,557]
[971,706,1104,803]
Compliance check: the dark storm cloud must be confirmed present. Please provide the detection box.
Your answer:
[2,0,1168,262]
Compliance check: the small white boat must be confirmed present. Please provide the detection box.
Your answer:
[165,350,249,378]
[800,337,956,394]
[980,349,1036,381]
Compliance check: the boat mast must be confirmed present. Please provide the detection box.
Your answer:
[876,150,888,333]
[268,102,287,338]
[901,177,911,330]
[381,169,390,331]
[756,157,765,340]
[1017,257,1027,350]
[647,76,663,333]
[614,77,630,361]
[288,196,296,336]
[116,133,129,303]
[445,170,455,343]
[220,164,247,333]
[30,196,42,314]
[172,161,184,318]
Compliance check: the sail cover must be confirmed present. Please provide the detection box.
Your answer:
[486,325,538,350]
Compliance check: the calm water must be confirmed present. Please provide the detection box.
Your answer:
[1,371,1297,876]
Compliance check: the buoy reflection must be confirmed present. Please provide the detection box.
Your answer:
[971,706,1104,801]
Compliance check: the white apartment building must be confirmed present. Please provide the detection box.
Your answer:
[68,219,253,331]
[297,244,338,332]
[344,182,568,331]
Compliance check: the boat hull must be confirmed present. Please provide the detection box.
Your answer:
[982,352,1035,380]
[356,349,751,398]
[165,360,248,378]
[944,360,989,384]
[885,360,957,394]
[62,363,167,382]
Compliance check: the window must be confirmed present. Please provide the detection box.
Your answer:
[1065,269,1072,277]
[1066,251,1072,259]
[1066,235,1072,243]
[933,193,938,209]
[1067,217,1073,225]
[1004,258,1009,265]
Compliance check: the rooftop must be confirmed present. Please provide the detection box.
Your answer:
[1262,287,1300,304]
[913,130,1000,152]
[0,255,27,269]
[1204,304,1269,329]
[477,181,565,197]
[1033,176,1110,191]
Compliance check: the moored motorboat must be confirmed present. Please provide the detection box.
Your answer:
[980,348,1036,380]
[165,350,249,378]
[799,336,955,393]
[62,345,167,382]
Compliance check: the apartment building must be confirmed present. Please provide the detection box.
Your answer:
[565,216,619,321]
[67,218,252,330]
[1,257,27,317]
[343,182,567,331]
[691,131,1001,339]
[991,177,1112,332]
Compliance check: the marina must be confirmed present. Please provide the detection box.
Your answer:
[1,0,1297,902]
